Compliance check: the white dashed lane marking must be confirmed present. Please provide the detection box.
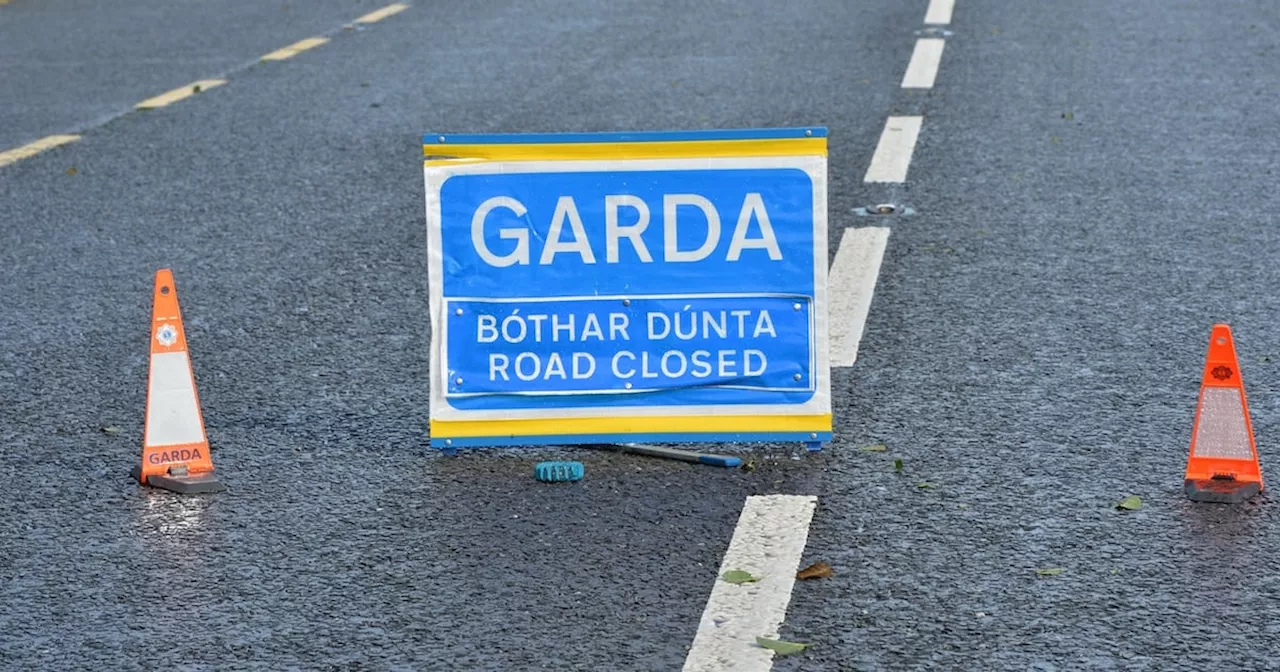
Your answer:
[925,0,955,25]
[828,227,890,368]
[864,116,923,183]
[683,495,819,672]
[901,38,945,89]
[684,0,956,664]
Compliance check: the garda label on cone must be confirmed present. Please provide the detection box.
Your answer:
[423,128,833,449]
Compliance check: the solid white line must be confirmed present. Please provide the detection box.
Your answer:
[863,116,923,183]
[925,0,955,24]
[829,227,890,368]
[901,38,945,89]
[683,495,818,672]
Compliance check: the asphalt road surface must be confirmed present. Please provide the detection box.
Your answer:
[3,0,1280,670]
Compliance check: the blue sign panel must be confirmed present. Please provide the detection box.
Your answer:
[438,169,814,299]
[445,295,814,405]
[438,168,816,409]
[424,128,832,450]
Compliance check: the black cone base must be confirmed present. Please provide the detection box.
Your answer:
[1184,478,1260,503]
[131,465,226,494]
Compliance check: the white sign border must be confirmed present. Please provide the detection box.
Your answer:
[424,155,831,422]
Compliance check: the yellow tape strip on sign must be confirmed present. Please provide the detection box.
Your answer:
[423,137,828,162]
[430,414,834,439]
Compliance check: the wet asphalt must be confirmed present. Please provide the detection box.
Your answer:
[3,0,1280,669]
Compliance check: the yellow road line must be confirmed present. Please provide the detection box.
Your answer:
[136,79,227,110]
[355,2,408,24]
[261,36,330,62]
[0,135,81,168]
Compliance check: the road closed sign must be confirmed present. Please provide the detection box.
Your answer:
[423,128,832,451]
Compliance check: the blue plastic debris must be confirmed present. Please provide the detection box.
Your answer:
[535,461,584,483]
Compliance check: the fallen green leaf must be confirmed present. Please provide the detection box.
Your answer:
[917,482,937,489]
[101,425,121,435]
[721,570,759,584]
[1035,568,1063,577]
[894,458,903,473]
[861,444,887,452]
[1115,495,1142,511]
[756,637,808,656]
[1062,111,1074,120]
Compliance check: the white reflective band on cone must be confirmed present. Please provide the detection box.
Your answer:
[1192,387,1253,460]
[144,352,204,447]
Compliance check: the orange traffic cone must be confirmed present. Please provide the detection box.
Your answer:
[1184,324,1262,503]
[129,270,226,494]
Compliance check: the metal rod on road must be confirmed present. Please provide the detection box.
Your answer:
[593,443,742,468]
